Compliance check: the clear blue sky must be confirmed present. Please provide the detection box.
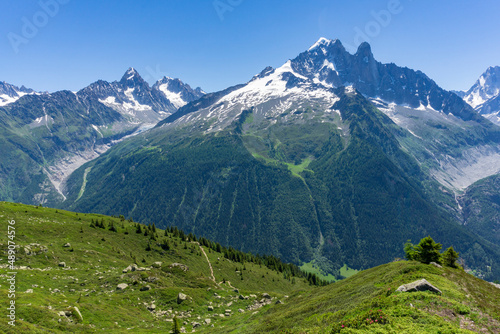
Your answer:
[1,0,499,93]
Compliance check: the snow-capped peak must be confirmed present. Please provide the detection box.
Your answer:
[0,81,36,106]
[152,76,205,109]
[308,37,333,51]
[464,66,500,108]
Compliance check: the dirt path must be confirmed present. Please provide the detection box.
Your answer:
[199,245,216,283]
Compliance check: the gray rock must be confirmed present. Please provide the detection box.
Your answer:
[58,311,66,317]
[192,322,201,328]
[25,289,33,293]
[147,303,156,311]
[140,285,151,291]
[177,292,188,304]
[152,261,162,268]
[262,293,271,299]
[396,279,441,294]
[275,300,283,304]
[238,308,244,313]
[207,306,214,312]
[58,262,66,268]
[116,283,129,290]
[169,263,189,272]
[204,318,211,325]
[233,288,239,293]
[490,282,500,289]
[430,262,442,268]
[63,243,71,247]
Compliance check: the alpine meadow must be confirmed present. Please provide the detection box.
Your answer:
[1,1,500,333]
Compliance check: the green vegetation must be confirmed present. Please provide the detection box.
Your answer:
[1,202,499,333]
[60,89,500,281]
[405,236,461,270]
[0,202,323,333]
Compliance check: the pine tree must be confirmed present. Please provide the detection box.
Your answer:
[411,236,442,264]
[442,246,459,268]
[404,240,417,260]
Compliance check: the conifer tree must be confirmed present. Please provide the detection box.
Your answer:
[442,246,459,268]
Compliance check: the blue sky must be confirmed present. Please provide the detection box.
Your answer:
[1,0,499,93]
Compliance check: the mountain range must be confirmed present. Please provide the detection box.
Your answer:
[2,37,500,280]
[0,69,204,205]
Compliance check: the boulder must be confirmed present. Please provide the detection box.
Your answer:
[177,292,188,304]
[140,285,151,291]
[58,262,66,268]
[25,289,33,293]
[116,283,129,291]
[490,282,500,289]
[262,293,272,299]
[169,263,189,272]
[152,261,162,268]
[207,306,214,312]
[430,262,442,268]
[192,322,201,328]
[63,243,71,248]
[396,279,441,294]
[204,318,211,325]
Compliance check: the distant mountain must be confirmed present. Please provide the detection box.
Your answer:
[0,81,36,106]
[0,69,204,206]
[153,76,205,109]
[62,38,500,280]
[460,66,500,125]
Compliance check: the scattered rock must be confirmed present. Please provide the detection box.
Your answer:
[58,262,66,268]
[53,289,61,293]
[233,288,239,293]
[238,308,244,313]
[116,283,129,291]
[169,263,189,272]
[63,243,71,248]
[152,261,162,268]
[140,285,151,292]
[207,306,214,312]
[147,303,156,311]
[430,262,442,268]
[58,311,66,317]
[192,322,201,328]
[262,293,272,299]
[177,292,188,304]
[204,318,211,325]
[276,300,283,304]
[25,289,33,293]
[23,243,48,255]
[396,279,441,294]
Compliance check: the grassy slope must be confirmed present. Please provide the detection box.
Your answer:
[228,261,500,333]
[0,202,312,333]
[1,202,499,333]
